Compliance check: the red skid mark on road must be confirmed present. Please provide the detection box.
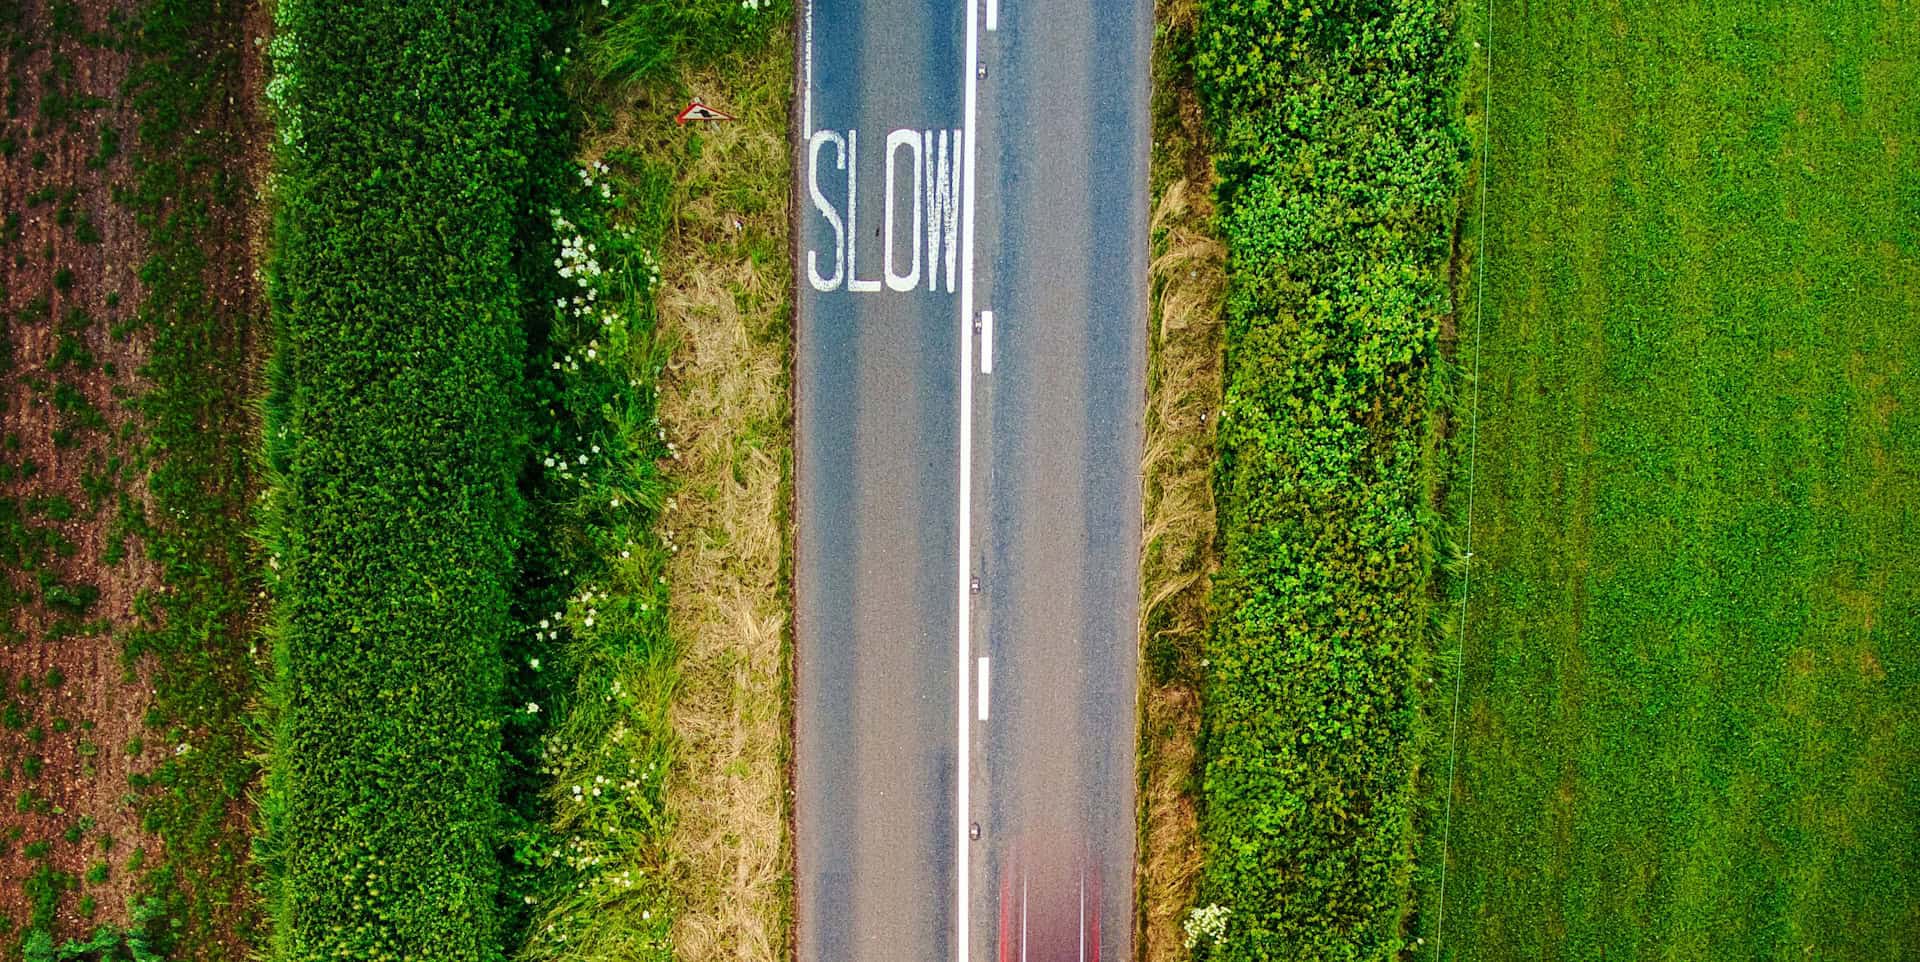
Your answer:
[1088,868,1101,962]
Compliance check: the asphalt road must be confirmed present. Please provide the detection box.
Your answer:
[793,1,1150,960]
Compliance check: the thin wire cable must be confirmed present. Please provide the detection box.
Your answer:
[1430,0,1493,956]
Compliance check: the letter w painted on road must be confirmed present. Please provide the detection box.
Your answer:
[808,127,963,294]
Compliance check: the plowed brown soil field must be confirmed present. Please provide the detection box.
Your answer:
[0,0,265,954]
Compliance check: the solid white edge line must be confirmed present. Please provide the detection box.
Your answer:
[986,0,997,31]
[957,0,980,960]
[977,656,990,721]
[980,310,994,374]
[1020,874,1028,962]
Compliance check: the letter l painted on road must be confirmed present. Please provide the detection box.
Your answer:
[847,128,883,292]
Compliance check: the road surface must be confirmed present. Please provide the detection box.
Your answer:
[792,1,1150,960]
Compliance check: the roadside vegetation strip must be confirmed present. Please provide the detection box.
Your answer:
[1135,1,1224,960]
[255,2,538,959]
[639,47,793,962]
[1417,2,1920,957]
[500,3,792,961]
[1193,0,1466,958]
[506,157,680,962]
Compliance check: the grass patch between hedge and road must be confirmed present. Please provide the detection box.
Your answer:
[1134,1,1224,960]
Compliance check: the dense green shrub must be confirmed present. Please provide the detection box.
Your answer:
[1195,1,1466,959]
[255,1,541,960]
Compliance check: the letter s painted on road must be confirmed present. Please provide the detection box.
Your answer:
[807,129,847,292]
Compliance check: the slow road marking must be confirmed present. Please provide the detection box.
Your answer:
[805,127,963,294]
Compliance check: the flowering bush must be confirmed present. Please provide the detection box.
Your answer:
[1184,902,1232,952]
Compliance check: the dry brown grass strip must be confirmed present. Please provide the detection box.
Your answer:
[598,43,794,962]
[1137,175,1225,962]
[1135,2,1225,953]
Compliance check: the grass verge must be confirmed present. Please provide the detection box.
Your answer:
[1417,2,1920,957]
[640,48,795,962]
[503,152,680,962]
[1135,1,1225,961]
[504,3,793,960]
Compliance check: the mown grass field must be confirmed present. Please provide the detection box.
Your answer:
[1424,2,1920,957]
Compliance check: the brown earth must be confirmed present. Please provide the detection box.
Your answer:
[0,0,268,951]
[0,0,162,941]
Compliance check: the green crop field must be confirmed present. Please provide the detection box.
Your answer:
[1423,1,1920,958]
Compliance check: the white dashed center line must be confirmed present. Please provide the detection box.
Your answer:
[977,656,991,721]
[955,1,983,962]
[980,311,994,374]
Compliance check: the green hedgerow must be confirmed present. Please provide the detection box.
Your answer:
[254,1,544,960]
[1194,0,1467,959]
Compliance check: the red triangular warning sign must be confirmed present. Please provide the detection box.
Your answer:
[675,100,735,124]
